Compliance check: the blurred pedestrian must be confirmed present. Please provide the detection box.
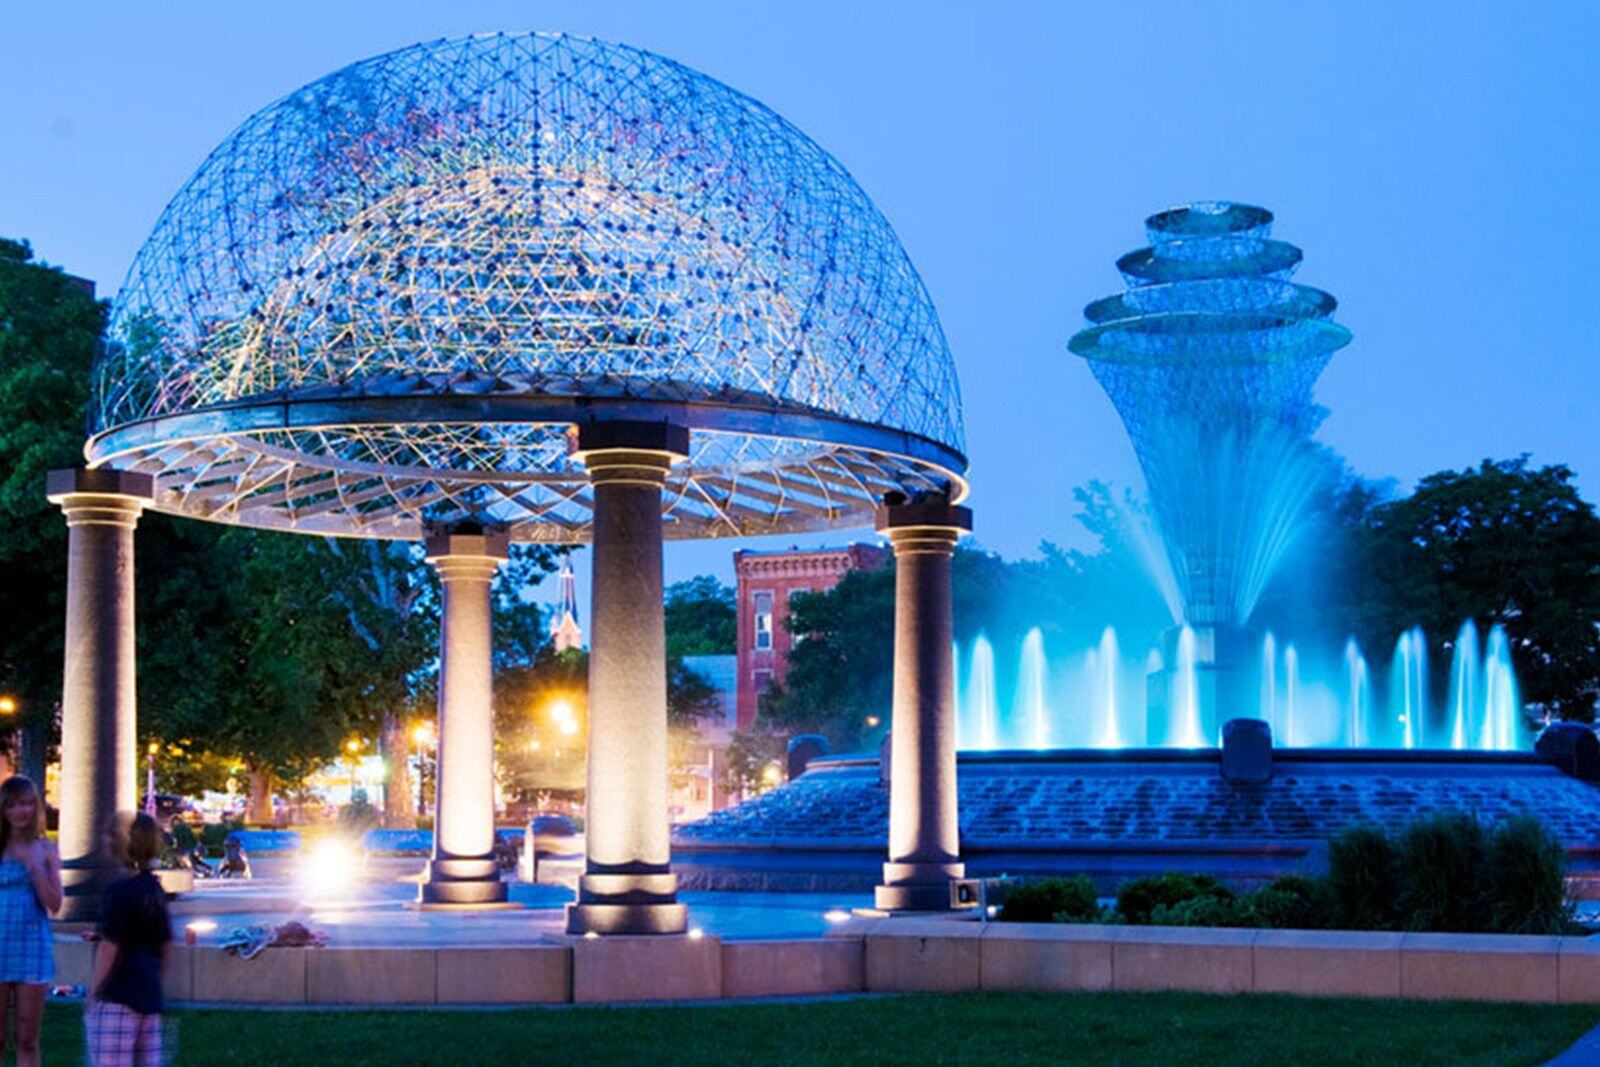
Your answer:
[86,812,171,1066]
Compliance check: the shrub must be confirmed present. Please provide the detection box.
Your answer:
[337,797,381,834]
[1116,873,1231,925]
[1148,894,1259,928]
[1483,814,1573,934]
[1328,824,1399,930]
[200,818,245,857]
[1246,875,1337,930]
[1000,876,1101,923]
[1397,812,1489,932]
[170,819,198,853]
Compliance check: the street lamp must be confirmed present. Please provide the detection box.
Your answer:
[546,696,580,737]
[0,696,16,716]
[345,737,363,803]
[145,740,160,817]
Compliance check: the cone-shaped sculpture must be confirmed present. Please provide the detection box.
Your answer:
[1070,202,1351,735]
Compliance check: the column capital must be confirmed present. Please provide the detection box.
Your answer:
[424,525,510,568]
[47,468,154,527]
[875,496,972,556]
[570,421,688,488]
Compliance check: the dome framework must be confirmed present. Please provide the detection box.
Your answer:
[93,32,967,541]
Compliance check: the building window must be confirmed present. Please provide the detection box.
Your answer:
[787,587,812,643]
[753,591,773,650]
[754,669,773,694]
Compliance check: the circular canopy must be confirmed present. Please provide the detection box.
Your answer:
[92,32,966,541]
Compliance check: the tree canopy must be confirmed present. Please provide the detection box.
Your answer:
[0,239,102,767]
[664,575,737,658]
[1346,457,1600,721]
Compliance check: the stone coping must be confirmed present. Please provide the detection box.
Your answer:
[673,838,1313,855]
[834,919,1600,1003]
[49,922,1600,1006]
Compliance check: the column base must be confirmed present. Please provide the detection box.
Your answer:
[565,870,687,935]
[418,855,507,906]
[55,864,118,922]
[874,860,971,912]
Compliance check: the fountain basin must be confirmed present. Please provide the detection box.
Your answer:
[675,747,1600,895]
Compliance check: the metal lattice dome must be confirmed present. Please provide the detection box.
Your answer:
[91,32,966,541]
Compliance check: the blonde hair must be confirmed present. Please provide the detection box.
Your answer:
[0,776,45,855]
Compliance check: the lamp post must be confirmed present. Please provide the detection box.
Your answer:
[345,738,363,804]
[145,740,158,817]
[411,723,436,813]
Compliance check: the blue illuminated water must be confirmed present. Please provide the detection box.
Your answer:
[956,622,1527,752]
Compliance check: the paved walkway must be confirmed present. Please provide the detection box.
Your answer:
[166,866,868,948]
[1545,1021,1600,1066]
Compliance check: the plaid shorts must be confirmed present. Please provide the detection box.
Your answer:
[85,1000,163,1067]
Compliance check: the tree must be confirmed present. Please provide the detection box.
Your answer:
[138,521,362,821]
[0,239,103,779]
[321,539,435,828]
[1349,458,1600,721]
[496,646,589,800]
[759,563,895,748]
[664,576,737,659]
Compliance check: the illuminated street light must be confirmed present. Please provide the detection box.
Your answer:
[144,739,159,817]
[411,723,434,748]
[547,697,581,737]
[0,696,16,716]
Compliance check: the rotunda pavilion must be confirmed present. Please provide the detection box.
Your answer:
[52,32,973,930]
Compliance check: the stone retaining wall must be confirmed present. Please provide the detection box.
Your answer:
[50,921,1600,1005]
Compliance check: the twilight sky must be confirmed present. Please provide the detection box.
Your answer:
[4,1,1595,606]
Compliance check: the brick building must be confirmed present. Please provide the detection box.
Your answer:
[733,544,888,729]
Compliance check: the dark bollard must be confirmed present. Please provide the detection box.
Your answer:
[1536,722,1600,782]
[786,734,829,781]
[1221,717,1273,784]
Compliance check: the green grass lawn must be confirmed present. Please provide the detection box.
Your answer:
[33,992,1598,1066]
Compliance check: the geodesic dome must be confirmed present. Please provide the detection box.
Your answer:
[91,32,966,541]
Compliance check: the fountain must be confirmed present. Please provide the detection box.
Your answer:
[951,620,1527,755]
[963,634,999,751]
[1017,629,1051,749]
[675,200,1570,900]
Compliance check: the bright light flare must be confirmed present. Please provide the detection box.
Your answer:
[184,918,218,945]
[823,909,852,924]
[298,838,358,900]
[548,698,580,736]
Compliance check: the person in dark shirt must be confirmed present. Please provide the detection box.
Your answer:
[86,813,172,1066]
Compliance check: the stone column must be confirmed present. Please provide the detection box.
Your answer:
[874,496,973,912]
[419,526,509,907]
[566,421,689,935]
[47,468,153,921]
